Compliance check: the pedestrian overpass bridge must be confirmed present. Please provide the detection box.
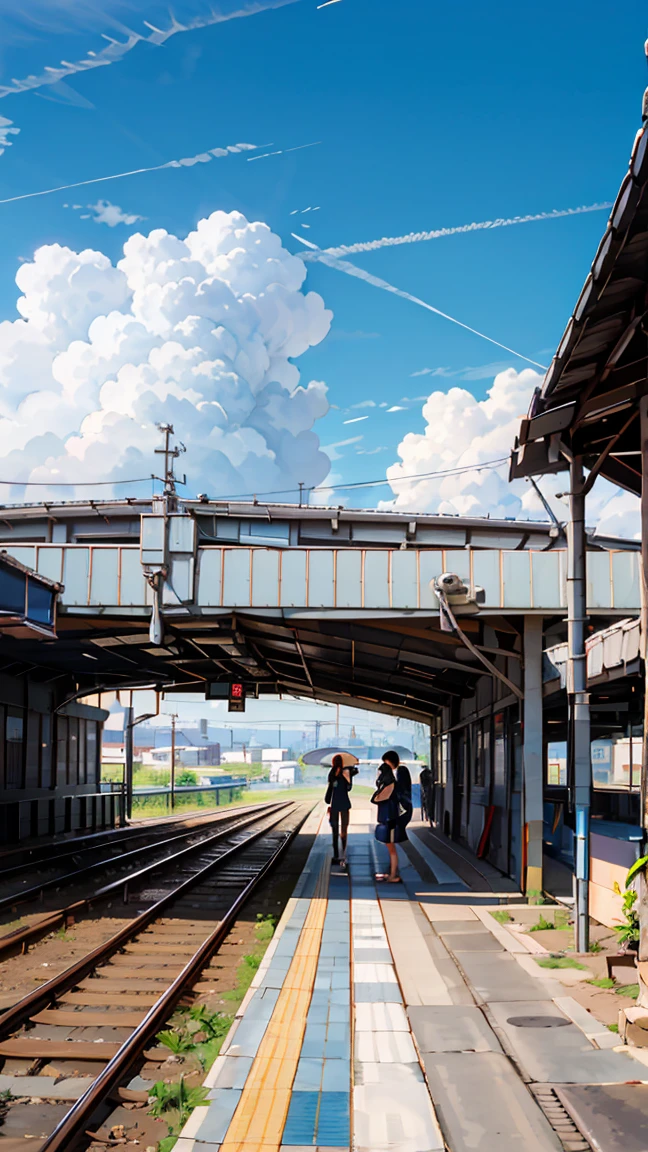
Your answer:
[0,498,639,723]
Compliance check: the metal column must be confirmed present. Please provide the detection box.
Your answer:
[523,616,544,896]
[567,456,591,953]
[124,705,134,821]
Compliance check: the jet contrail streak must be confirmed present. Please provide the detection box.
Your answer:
[317,201,613,257]
[0,142,272,206]
[292,235,547,370]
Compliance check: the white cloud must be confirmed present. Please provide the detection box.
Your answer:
[386,405,406,412]
[66,200,144,227]
[0,115,19,156]
[0,210,333,500]
[343,415,369,424]
[382,367,639,537]
[350,400,376,409]
[410,360,516,382]
[322,436,363,460]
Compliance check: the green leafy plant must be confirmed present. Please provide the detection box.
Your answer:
[527,889,546,906]
[625,855,648,889]
[536,956,587,970]
[607,1023,619,1032]
[188,1005,231,1041]
[156,1029,195,1054]
[159,1138,177,1152]
[612,881,640,948]
[589,940,603,953]
[490,909,513,925]
[615,982,640,998]
[529,913,554,933]
[0,1089,11,1128]
[255,913,277,942]
[148,1077,209,1127]
[588,976,616,989]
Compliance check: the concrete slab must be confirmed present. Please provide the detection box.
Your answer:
[454,950,560,1003]
[435,920,492,935]
[353,1079,444,1151]
[423,1052,562,1151]
[354,1002,409,1032]
[488,1000,639,1084]
[440,931,503,951]
[381,900,453,1006]
[354,1030,418,1064]
[553,995,620,1050]
[557,1084,648,1152]
[354,1061,425,1085]
[408,1006,503,1053]
[408,829,467,887]
[419,903,479,922]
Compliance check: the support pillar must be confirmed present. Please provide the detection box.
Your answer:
[637,395,648,1004]
[567,456,591,954]
[523,615,544,896]
[124,705,134,821]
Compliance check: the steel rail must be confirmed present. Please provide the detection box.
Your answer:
[0,799,264,884]
[39,805,308,1152]
[0,800,281,916]
[0,801,292,1035]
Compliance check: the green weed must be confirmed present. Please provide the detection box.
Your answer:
[607,1023,619,1032]
[615,983,640,998]
[156,1029,195,1054]
[535,956,587,970]
[490,909,513,925]
[588,976,616,989]
[529,914,554,933]
[255,913,277,942]
[148,1076,209,1126]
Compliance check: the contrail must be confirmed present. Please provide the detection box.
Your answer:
[0,0,301,101]
[247,141,322,161]
[292,235,547,370]
[317,201,613,257]
[0,142,270,207]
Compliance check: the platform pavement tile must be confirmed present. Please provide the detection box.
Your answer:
[407,1005,502,1054]
[301,1022,327,1058]
[327,1002,350,1025]
[193,1092,242,1143]
[330,970,348,990]
[419,903,479,923]
[281,1089,319,1144]
[293,1056,323,1091]
[354,1030,418,1064]
[353,962,397,983]
[315,1092,350,1145]
[280,1147,349,1152]
[353,947,394,964]
[354,981,403,1003]
[455,951,562,1003]
[354,1002,409,1032]
[353,1081,444,1151]
[239,989,280,1023]
[354,1061,424,1085]
[223,1018,269,1058]
[205,1055,253,1090]
[321,1058,350,1092]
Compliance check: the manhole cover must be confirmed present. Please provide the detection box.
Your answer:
[507,1015,570,1028]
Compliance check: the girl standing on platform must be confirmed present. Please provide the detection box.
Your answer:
[325,753,352,866]
[371,751,412,883]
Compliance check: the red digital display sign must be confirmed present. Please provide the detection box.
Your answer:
[228,682,246,712]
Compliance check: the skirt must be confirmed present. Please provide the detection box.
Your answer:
[375,820,408,845]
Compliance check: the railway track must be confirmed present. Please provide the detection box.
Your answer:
[0,801,283,959]
[0,799,310,1151]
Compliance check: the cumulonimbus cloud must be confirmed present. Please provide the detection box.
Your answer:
[382,369,639,537]
[0,210,333,500]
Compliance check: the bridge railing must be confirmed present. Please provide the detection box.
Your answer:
[1,544,640,613]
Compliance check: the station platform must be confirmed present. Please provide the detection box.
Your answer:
[175,802,648,1152]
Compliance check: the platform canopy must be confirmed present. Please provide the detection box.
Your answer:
[0,550,60,638]
[510,115,648,493]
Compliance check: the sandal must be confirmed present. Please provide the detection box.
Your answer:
[375,873,389,881]
[386,876,402,883]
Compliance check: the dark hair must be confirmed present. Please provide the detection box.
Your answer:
[331,753,344,772]
[382,749,400,769]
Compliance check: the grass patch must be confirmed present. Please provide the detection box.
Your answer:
[490,909,513,925]
[607,1023,619,1032]
[588,940,603,953]
[255,913,277,942]
[588,976,616,989]
[535,956,588,970]
[616,983,640,998]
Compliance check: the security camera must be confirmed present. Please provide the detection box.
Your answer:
[431,572,485,615]
[435,573,467,596]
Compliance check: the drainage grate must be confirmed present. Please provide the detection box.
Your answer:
[507,1015,571,1028]
[531,1085,591,1151]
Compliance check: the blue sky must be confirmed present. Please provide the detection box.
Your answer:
[0,0,646,506]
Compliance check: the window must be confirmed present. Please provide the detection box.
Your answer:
[547,741,567,786]
[440,735,449,786]
[493,713,506,792]
[593,729,642,791]
[6,709,24,789]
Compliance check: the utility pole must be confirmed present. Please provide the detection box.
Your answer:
[169,712,178,810]
[154,423,186,510]
[567,457,591,953]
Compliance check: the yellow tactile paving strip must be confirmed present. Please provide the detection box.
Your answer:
[220,856,330,1152]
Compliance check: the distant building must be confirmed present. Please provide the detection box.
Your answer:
[141,743,221,768]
